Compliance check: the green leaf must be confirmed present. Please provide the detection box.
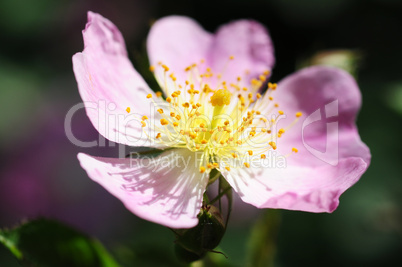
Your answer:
[0,218,120,267]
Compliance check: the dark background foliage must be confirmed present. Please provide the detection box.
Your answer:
[0,0,401,266]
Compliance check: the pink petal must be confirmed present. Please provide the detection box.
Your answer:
[147,16,274,86]
[220,66,370,213]
[78,149,208,228]
[268,66,370,167]
[147,16,213,85]
[73,12,160,147]
[209,19,275,84]
[221,157,367,212]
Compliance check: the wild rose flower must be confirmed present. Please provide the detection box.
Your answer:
[73,12,370,228]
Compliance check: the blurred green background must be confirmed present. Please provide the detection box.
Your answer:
[0,0,401,266]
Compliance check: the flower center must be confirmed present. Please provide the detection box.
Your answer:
[128,57,302,173]
[211,89,231,107]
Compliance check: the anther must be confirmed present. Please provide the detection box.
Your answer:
[162,64,169,72]
[160,119,169,126]
[269,141,277,150]
[268,83,277,90]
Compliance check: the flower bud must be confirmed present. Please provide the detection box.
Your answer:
[174,205,225,262]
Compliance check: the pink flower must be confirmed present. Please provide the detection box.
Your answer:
[73,12,370,228]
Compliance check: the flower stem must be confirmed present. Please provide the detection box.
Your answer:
[208,186,231,206]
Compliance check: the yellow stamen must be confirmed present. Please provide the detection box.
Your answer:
[268,82,277,90]
[269,141,277,150]
[162,64,169,72]
[200,166,206,173]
